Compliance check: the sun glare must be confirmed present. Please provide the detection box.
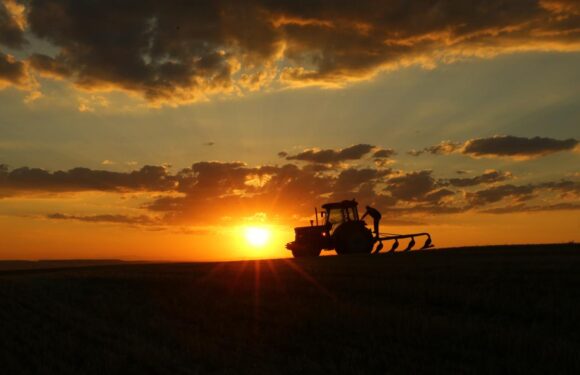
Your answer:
[245,226,270,247]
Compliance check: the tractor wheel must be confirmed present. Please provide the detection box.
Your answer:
[333,221,374,255]
[292,247,321,258]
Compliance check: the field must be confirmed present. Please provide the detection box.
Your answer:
[1,243,580,374]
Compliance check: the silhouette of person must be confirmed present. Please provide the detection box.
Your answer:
[361,205,381,239]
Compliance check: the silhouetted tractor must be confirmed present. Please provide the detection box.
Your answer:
[286,199,433,258]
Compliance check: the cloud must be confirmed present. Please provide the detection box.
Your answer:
[384,170,444,202]
[0,0,578,103]
[462,136,578,159]
[540,0,580,15]
[408,141,461,156]
[0,52,28,88]
[423,188,456,203]
[410,136,578,160]
[0,164,176,194]
[286,144,374,164]
[47,213,159,225]
[145,162,337,224]
[444,169,512,187]
[373,148,396,159]
[466,184,536,206]
[467,178,579,207]
[0,0,26,49]
[333,167,391,193]
[3,158,579,226]
[481,202,580,214]
[538,179,580,197]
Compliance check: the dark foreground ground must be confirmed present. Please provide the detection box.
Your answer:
[1,244,580,374]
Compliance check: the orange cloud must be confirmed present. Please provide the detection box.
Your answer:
[3,146,579,229]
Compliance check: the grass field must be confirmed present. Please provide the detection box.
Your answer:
[1,243,579,374]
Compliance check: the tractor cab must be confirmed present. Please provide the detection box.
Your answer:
[321,199,361,233]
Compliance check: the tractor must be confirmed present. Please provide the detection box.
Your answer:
[285,199,433,258]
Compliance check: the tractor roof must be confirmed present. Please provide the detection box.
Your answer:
[321,199,358,210]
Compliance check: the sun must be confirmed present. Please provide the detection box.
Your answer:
[244,226,270,247]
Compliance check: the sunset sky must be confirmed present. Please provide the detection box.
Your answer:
[0,0,579,260]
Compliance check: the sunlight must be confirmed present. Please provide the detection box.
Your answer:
[244,226,271,247]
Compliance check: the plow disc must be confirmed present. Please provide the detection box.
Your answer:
[374,232,433,254]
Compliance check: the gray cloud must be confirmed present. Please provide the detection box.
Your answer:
[286,144,374,164]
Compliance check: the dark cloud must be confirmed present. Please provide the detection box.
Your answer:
[538,179,580,197]
[386,204,467,215]
[47,213,159,225]
[423,188,455,203]
[462,136,578,159]
[444,170,512,187]
[333,168,391,193]
[466,184,536,206]
[540,0,580,15]
[0,51,27,87]
[0,0,25,48]
[384,170,442,202]
[29,53,73,78]
[481,202,580,214]
[408,141,461,156]
[373,148,396,159]
[286,144,374,164]
[0,164,176,193]
[0,0,576,102]
[410,136,578,159]
[277,151,288,158]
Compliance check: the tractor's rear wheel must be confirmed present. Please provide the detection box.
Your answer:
[333,221,374,255]
[291,247,321,258]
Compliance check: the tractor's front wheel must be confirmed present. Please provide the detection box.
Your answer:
[291,247,321,258]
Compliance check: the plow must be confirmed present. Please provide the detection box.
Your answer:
[286,199,433,258]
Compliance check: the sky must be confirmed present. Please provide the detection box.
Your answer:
[0,0,579,261]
